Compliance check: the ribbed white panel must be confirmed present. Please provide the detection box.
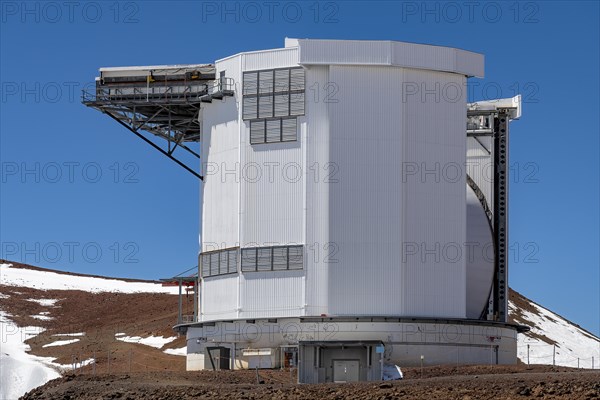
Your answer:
[391,42,456,73]
[297,39,484,77]
[300,40,391,65]
[401,68,466,318]
[325,65,405,316]
[239,271,304,318]
[298,65,469,318]
[240,138,303,247]
[201,56,241,251]
[201,275,239,320]
[455,49,485,78]
[243,47,299,71]
[466,184,494,318]
[304,66,331,316]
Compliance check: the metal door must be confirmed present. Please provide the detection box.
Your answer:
[332,360,360,382]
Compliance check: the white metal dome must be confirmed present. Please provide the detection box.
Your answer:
[466,184,495,319]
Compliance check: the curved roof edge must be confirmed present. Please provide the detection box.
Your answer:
[288,38,484,78]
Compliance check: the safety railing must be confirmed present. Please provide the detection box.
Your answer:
[81,77,235,104]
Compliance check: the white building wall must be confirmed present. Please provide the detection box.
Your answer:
[324,65,405,316]
[239,48,303,247]
[297,39,484,77]
[199,56,242,322]
[304,65,331,317]
[235,48,305,319]
[240,140,304,246]
[201,275,238,320]
[201,56,242,251]
[401,68,467,318]
[319,65,467,318]
[239,270,304,318]
[243,47,299,71]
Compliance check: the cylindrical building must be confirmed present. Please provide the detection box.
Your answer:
[192,39,522,380]
[83,38,524,383]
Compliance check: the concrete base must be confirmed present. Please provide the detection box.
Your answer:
[181,317,520,380]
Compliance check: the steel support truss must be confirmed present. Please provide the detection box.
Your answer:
[82,78,234,180]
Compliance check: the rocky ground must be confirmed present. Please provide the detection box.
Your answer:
[22,365,600,400]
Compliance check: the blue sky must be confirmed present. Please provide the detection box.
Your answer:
[0,1,598,336]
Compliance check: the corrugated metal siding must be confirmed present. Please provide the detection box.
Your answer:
[239,271,304,318]
[299,40,391,65]
[235,50,305,320]
[239,50,304,248]
[240,139,304,246]
[201,275,239,320]
[455,49,485,78]
[401,68,466,318]
[325,65,405,316]
[391,42,456,74]
[242,47,299,71]
[304,66,331,317]
[323,65,466,318]
[201,55,241,251]
[298,39,484,77]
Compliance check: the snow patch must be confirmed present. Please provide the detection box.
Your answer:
[52,332,85,337]
[64,358,94,369]
[42,339,80,348]
[164,346,186,356]
[116,335,176,349]
[31,314,54,321]
[26,298,59,307]
[0,293,9,299]
[40,357,95,372]
[0,311,61,400]
[511,300,600,368]
[0,263,178,294]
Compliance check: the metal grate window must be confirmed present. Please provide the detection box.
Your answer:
[241,248,257,272]
[272,247,288,271]
[243,67,304,144]
[201,253,211,277]
[249,117,297,145]
[209,253,219,276]
[257,248,272,271]
[200,247,239,278]
[288,246,303,270]
[281,118,298,142]
[240,245,304,272]
[242,96,258,120]
[250,120,266,144]
[266,119,282,143]
[227,248,238,274]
